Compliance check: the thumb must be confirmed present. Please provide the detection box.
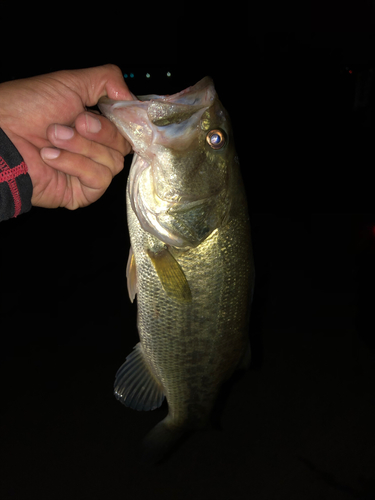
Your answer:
[70,64,133,107]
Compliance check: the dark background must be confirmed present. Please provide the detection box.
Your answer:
[1,32,375,499]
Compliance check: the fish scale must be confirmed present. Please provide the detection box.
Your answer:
[126,168,252,427]
[99,77,255,461]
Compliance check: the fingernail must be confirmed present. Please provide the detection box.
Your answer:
[42,148,61,160]
[85,114,102,133]
[54,124,74,140]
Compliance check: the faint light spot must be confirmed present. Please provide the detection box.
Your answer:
[130,73,135,78]
[124,73,129,79]
[146,73,151,78]
[167,72,172,77]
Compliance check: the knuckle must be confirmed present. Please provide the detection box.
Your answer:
[103,63,122,77]
[110,149,125,174]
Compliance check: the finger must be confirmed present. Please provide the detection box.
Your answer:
[62,64,133,107]
[74,112,131,157]
[40,148,114,200]
[45,123,125,178]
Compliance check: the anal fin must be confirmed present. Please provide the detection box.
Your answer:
[114,343,165,411]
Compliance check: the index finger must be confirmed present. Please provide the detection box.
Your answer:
[64,64,134,106]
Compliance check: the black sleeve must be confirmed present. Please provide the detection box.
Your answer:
[0,128,33,222]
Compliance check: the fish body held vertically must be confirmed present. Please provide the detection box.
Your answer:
[98,77,255,462]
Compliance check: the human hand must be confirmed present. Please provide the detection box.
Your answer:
[0,65,132,209]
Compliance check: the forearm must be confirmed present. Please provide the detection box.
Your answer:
[0,128,33,222]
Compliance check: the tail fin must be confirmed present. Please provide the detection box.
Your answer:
[141,415,186,464]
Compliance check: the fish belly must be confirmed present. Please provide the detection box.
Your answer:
[126,182,253,429]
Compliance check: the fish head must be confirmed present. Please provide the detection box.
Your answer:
[99,77,236,247]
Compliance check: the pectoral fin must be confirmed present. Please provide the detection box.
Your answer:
[126,247,137,303]
[147,248,192,303]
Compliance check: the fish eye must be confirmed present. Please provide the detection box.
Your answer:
[206,129,226,150]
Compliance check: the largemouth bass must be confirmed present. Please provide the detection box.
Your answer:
[98,77,255,462]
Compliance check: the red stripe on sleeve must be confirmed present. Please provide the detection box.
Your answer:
[0,158,28,217]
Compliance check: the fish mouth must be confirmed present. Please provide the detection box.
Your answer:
[142,76,216,107]
[98,77,217,153]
